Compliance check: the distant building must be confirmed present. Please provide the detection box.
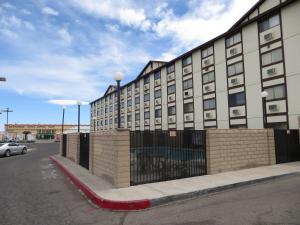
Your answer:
[4,124,89,141]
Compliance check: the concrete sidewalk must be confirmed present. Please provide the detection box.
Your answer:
[50,155,300,211]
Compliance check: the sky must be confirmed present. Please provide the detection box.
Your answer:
[0,0,259,131]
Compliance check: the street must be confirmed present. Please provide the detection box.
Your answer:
[0,143,300,225]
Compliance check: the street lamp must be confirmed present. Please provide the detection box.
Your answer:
[77,100,82,133]
[0,77,6,82]
[113,72,124,129]
[261,91,269,129]
[61,106,66,135]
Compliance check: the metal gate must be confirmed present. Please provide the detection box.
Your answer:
[274,129,300,164]
[130,130,207,185]
[79,133,89,170]
[62,134,67,157]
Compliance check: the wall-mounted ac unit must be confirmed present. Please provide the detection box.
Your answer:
[155,99,160,105]
[144,84,149,90]
[185,115,192,121]
[205,112,211,118]
[232,109,240,115]
[156,119,161,124]
[267,68,276,75]
[204,59,210,65]
[127,92,131,97]
[128,108,131,112]
[204,86,211,92]
[269,104,278,111]
[168,74,174,81]
[168,95,174,101]
[231,78,238,85]
[144,102,149,108]
[121,109,124,113]
[229,48,237,56]
[135,121,139,126]
[264,33,273,41]
[135,88,139,93]
[184,91,191,97]
[169,117,174,123]
[135,105,139,110]
[145,120,149,125]
[155,80,160,86]
[183,67,191,74]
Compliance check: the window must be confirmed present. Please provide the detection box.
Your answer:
[120,102,124,109]
[265,85,285,101]
[109,119,112,124]
[154,71,161,80]
[203,71,215,84]
[127,115,132,122]
[105,120,107,125]
[155,109,161,118]
[203,99,216,110]
[182,55,192,67]
[168,106,176,116]
[144,76,150,84]
[105,108,108,113]
[154,89,161,98]
[109,106,113,112]
[167,84,176,95]
[202,46,213,58]
[226,33,241,47]
[135,82,140,88]
[135,113,140,121]
[127,99,132,107]
[184,103,194,113]
[144,93,150,102]
[259,14,280,33]
[228,61,243,76]
[262,48,283,66]
[167,64,175,74]
[183,79,193,90]
[229,92,246,107]
[127,86,132,92]
[144,111,150,119]
[135,96,140,104]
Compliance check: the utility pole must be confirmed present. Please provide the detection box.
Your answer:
[2,108,13,127]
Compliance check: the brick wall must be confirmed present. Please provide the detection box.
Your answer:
[66,133,80,164]
[206,129,276,174]
[89,129,130,188]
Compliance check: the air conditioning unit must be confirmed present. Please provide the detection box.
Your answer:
[232,109,240,115]
[135,88,139,94]
[144,84,149,90]
[145,120,149,125]
[204,67,209,71]
[230,48,237,55]
[169,117,174,123]
[127,92,131,97]
[144,102,149,108]
[264,33,273,41]
[204,59,210,65]
[128,108,131,112]
[121,109,124,113]
[135,105,139,110]
[205,112,211,118]
[231,78,238,85]
[155,99,160,105]
[204,86,211,92]
[183,67,191,74]
[156,119,161,124]
[185,115,191,121]
[155,80,160,86]
[184,91,191,97]
[267,68,276,75]
[135,121,139,126]
[168,95,174,101]
[269,104,278,111]
[168,74,174,81]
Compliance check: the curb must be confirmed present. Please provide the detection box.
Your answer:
[49,156,150,211]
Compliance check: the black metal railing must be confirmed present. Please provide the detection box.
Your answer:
[130,130,207,185]
[62,134,67,157]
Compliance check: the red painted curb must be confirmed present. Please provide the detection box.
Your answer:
[49,156,150,211]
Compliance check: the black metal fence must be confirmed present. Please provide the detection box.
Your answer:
[79,133,90,170]
[274,129,300,164]
[62,134,67,157]
[130,130,207,185]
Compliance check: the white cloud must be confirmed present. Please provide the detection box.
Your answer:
[105,24,119,33]
[58,28,73,45]
[48,100,89,106]
[22,9,32,15]
[42,7,59,16]
[2,2,15,9]
[24,21,35,30]
[67,0,151,31]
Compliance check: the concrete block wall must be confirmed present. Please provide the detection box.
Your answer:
[89,129,130,188]
[66,133,80,164]
[206,129,276,174]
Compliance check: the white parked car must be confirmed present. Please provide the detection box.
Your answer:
[0,142,27,157]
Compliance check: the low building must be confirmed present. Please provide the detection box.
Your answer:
[4,124,82,141]
[91,0,300,131]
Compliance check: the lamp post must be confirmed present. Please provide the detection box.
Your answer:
[113,72,124,129]
[77,101,82,133]
[261,91,268,129]
[0,77,6,82]
[61,106,66,135]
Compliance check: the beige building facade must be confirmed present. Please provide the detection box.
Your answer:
[91,0,300,131]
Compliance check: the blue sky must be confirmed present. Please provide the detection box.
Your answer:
[0,0,258,131]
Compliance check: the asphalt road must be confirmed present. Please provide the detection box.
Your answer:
[0,143,300,225]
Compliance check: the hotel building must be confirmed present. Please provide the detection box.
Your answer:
[90,0,300,131]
